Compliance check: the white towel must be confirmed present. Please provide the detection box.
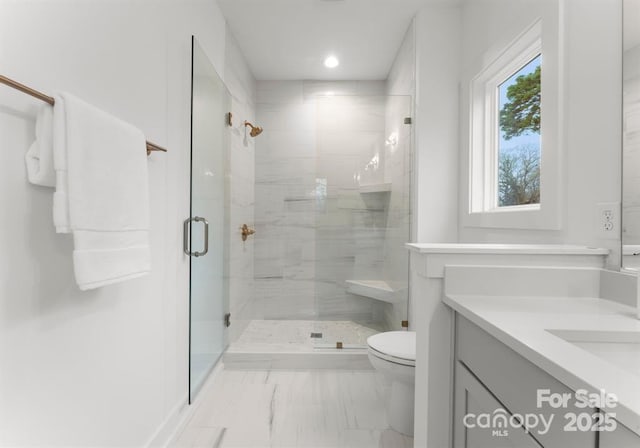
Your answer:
[53,97,70,233]
[25,104,55,187]
[52,92,151,290]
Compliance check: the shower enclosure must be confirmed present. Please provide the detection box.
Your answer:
[227,81,412,359]
[187,37,230,401]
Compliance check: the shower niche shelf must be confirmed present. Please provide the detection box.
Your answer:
[358,183,391,194]
[345,279,400,304]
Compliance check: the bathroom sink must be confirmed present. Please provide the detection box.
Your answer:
[546,329,640,377]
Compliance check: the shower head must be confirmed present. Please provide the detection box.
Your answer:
[244,121,263,137]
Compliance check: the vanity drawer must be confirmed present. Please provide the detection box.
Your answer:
[455,314,597,448]
[454,360,542,448]
[600,420,640,448]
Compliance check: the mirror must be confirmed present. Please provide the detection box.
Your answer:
[623,0,640,268]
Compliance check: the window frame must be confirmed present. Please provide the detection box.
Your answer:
[465,19,563,230]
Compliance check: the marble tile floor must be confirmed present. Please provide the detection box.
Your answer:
[172,369,414,448]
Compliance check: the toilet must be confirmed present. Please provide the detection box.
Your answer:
[367,331,416,436]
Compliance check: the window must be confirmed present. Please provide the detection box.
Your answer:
[466,19,561,230]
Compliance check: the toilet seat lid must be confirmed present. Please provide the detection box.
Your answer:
[367,331,416,362]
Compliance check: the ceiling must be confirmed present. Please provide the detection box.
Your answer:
[217,0,431,80]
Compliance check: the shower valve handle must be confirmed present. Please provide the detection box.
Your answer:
[241,224,256,241]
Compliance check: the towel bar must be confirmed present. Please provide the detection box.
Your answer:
[0,74,168,156]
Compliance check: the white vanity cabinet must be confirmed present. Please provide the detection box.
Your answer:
[454,360,541,447]
[600,421,640,448]
[454,314,597,448]
[408,244,608,447]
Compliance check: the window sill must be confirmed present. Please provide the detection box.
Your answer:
[464,205,561,230]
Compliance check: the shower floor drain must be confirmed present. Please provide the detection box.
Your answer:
[310,332,323,339]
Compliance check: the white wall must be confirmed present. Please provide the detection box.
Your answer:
[404,7,463,448]
[456,0,622,268]
[387,22,416,100]
[409,0,622,266]
[413,6,461,245]
[407,1,622,446]
[0,1,232,446]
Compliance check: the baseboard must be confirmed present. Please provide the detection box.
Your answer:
[145,362,224,448]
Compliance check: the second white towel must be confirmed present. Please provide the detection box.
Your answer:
[25,105,55,187]
[53,93,151,290]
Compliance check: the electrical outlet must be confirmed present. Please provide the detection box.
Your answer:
[596,202,620,240]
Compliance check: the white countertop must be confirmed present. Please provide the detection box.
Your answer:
[406,243,609,255]
[444,294,640,435]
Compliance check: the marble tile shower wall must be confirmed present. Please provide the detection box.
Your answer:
[224,30,257,343]
[253,81,411,325]
[254,81,319,320]
[315,93,389,322]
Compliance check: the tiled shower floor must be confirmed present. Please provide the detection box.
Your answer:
[224,320,387,369]
[230,320,385,351]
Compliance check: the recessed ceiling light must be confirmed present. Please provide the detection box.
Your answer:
[324,55,339,68]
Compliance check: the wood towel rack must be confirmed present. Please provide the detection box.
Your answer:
[0,74,167,156]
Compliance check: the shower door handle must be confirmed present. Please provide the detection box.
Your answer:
[183,216,209,257]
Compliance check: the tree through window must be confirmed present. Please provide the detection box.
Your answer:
[498,55,541,207]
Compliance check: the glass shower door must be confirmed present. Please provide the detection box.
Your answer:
[313,94,412,349]
[187,37,230,402]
